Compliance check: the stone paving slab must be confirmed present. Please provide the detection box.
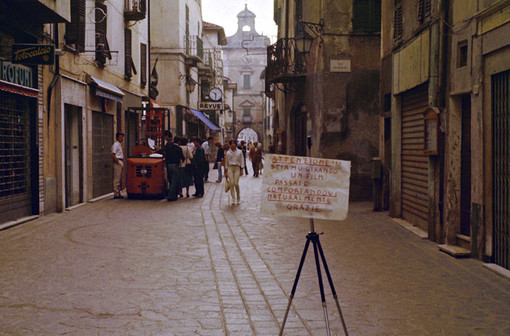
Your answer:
[0,167,510,335]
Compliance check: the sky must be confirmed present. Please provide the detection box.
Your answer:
[202,0,277,42]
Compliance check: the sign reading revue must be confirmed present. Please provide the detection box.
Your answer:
[260,154,351,221]
[12,44,55,65]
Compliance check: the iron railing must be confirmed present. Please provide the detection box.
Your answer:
[266,38,306,84]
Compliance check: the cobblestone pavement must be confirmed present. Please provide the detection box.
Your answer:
[1,169,510,335]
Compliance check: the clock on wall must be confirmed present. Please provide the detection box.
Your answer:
[209,87,222,101]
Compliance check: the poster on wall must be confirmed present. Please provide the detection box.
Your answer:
[260,154,351,221]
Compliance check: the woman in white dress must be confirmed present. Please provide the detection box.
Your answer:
[224,139,245,205]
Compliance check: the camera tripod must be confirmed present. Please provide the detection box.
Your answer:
[279,219,349,336]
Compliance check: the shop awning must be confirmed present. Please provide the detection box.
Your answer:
[190,108,220,131]
[0,79,39,97]
[89,76,124,102]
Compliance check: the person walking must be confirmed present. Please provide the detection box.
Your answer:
[215,142,225,183]
[162,131,184,202]
[111,132,124,199]
[253,142,263,177]
[201,136,214,182]
[178,137,193,198]
[224,139,244,205]
[238,140,248,175]
[192,138,206,197]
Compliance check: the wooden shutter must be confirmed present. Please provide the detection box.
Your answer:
[353,0,381,33]
[295,0,303,33]
[95,1,110,66]
[139,0,146,13]
[125,28,132,79]
[393,0,403,43]
[66,0,85,51]
[418,0,431,23]
[140,43,147,87]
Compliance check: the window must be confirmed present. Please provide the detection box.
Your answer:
[66,0,85,51]
[393,0,403,43]
[458,40,468,68]
[418,0,431,24]
[95,1,111,67]
[353,0,381,33]
[243,74,251,89]
[243,108,251,116]
[140,43,147,87]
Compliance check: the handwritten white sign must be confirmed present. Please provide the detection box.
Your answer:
[260,154,351,221]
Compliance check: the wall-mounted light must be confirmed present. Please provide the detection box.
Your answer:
[295,19,324,54]
[179,73,198,93]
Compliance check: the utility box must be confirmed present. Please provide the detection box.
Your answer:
[126,157,166,198]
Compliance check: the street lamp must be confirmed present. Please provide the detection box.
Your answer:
[295,29,314,54]
[185,75,197,93]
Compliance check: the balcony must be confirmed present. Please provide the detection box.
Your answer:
[184,35,203,67]
[266,38,307,84]
[124,0,146,21]
[198,50,213,79]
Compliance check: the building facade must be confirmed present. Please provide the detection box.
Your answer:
[41,0,149,213]
[0,0,69,224]
[380,0,510,270]
[223,5,270,145]
[267,0,381,201]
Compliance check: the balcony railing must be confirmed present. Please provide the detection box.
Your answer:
[266,38,307,84]
[184,35,204,60]
[124,0,146,21]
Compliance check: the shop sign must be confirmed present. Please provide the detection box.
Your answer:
[0,60,33,88]
[199,102,223,110]
[12,44,55,65]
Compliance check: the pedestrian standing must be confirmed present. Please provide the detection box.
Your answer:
[215,142,225,183]
[201,136,214,182]
[162,131,184,202]
[178,137,193,198]
[238,140,248,175]
[111,132,124,199]
[192,138,206,197]
[225,139,245,205]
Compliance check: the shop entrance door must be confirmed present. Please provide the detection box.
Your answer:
[92,111,113,198]
[65,104,83,207]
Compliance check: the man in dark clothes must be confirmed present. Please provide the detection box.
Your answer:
[191,138,206,197]
[238,140,248,175]
[162,131,184,201]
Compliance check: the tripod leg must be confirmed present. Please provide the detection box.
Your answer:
[316,238,349,336]
[279,237,312,336]
[312,235,331,336]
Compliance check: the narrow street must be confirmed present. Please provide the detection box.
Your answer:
[1,170,509,336]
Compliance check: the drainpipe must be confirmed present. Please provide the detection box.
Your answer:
[47,23,60,128]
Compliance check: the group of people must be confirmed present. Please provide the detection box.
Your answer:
[111,131,263,205]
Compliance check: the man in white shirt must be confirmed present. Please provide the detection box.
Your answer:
[201,136,214,182]
[111,132,124,199]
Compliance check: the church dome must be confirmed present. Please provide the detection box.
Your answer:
[237,4,256,19]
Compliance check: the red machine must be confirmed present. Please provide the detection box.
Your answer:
[126,155,166,198]
[126,101,168,199]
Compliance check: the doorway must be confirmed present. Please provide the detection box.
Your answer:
[64,104,83,207]
[460,94,471,236]
[92,111,113,198]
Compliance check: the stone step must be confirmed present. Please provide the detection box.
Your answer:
[438,244,471,258]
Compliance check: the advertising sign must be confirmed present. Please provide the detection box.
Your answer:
[12,44,55,65]
[260,154,351,221]
[199,102,223,110]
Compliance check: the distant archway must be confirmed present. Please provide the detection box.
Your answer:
[236,127,261,145]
